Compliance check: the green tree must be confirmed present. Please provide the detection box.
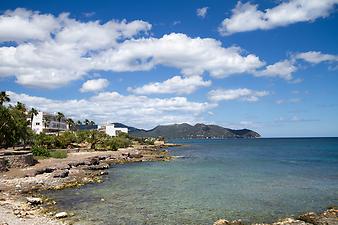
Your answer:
[28,108,39,129]
[90,120,96,126]
[43,116,50,130]
[15,102,26,112]
[0,91,10,106]
[66,118,75,131]
[56,112,65,136]
[76,120,82,125]
[84,119,90,125]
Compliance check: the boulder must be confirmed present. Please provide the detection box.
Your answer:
[55,212,68,219]
[214,219,229,225]
[26,197,43,205]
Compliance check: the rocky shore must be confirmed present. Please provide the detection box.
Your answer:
[213,208,338,225]
[0,144,337,225]
[0,144,172,225]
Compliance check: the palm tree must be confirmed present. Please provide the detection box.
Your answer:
[84,119,90,125]
[15,102,26,112]
[28,108,38,129]
[89,120,96,126]
[76,120,82,125]
[66,118,75,131]
[56,112,65,136]
[43,116,50,131]
[0,91,10,106]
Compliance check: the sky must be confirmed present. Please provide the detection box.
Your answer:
[0,0,338,137]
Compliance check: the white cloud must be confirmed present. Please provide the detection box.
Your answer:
[80,78,109,93]
[219,0,338,35]
[0,8,265,89]
[0,8,151,88]
[92,33,264,78]
[197,7,209,18]
[0,8,60,42]
[275,98,301,104]
[295,51,338,63]
[128,75,211,95]
[255,60,297,80]
[6,91,216,129]
[208,88,269,102]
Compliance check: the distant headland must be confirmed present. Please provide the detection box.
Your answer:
[114,122,261,139]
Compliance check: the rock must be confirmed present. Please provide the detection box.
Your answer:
[129,151,143,158]
[100,171,108,175]
[273,218,312,225]
[26,197,43,205]
[53,169,69,178]
[68,161,85,168]
[55,212,68,219]
[213,219,229,225]
[85,157,100,166]
[85,163,109,170]
[35,167,55,175]
[213,219,245,225]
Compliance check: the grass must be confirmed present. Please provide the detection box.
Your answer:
[50,150,68,159]
[32,146,68,159]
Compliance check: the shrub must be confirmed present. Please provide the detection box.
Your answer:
[108,136,131,151]
[50,150,68,159]
[31,145,50,157]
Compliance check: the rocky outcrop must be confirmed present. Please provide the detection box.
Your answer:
[214,208,338,225]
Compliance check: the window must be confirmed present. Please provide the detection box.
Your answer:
[36,122,40,125]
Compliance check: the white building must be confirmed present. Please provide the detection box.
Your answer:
[98,124,128,136]
[31,111,68,134]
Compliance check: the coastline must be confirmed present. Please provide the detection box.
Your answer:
[0,144,173,225]
[0,143,337,225]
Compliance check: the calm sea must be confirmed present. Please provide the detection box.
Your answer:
[46,138,338,225]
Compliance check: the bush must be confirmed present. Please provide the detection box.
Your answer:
[50,150,68,159]
[108,136,131,151]
[31,145,50,157]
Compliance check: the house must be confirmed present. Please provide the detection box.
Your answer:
[31,111,68,134]
[98,123,128,136]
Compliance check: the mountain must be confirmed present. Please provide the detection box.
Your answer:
[114,122,260,139]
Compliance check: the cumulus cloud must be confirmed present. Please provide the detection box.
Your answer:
[295,51,338,64]
[0,8,151,88]
[128,75,211,95]
[255,60,297,80]
[80,78,109,92]
[208,88,269,102]
[92,33,264,78]
[197,7,209,18]
[6,91,216,129]
[0,8,265,89]
[219,0,338,35]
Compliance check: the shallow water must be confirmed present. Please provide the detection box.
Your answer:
[46,138,338,225]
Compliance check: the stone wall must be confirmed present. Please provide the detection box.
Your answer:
[0,158,8,172]
[0,153,37,170]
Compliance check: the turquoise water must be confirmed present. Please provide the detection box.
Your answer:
[46,138,338,224]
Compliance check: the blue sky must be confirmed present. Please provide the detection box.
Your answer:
[0,0,338,137]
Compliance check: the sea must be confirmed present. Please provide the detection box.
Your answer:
[45,138,338,225]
